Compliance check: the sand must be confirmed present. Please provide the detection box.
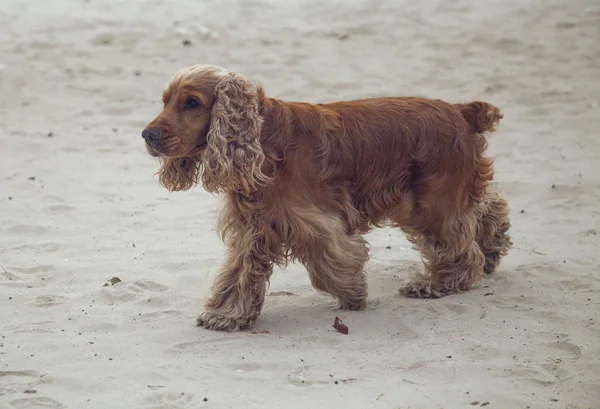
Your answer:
[1,0,599,408]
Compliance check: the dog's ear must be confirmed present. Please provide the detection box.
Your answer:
[157,156,201,192]
[201,72,270,194]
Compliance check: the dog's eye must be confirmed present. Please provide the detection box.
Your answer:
[184,97,201,110]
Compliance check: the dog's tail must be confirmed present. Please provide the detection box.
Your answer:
[457,101,503,134]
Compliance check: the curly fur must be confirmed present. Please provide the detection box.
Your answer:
[143,64,513,332]
[201,72,271,195]
[157,156,202,192]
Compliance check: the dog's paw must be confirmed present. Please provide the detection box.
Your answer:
[335,297,367,311]
[196,311,255,332]
[399,280,446,299]
[483,252,501,274]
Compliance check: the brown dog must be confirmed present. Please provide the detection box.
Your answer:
[142,65,512,331]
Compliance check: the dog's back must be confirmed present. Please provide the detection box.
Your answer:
[309,97,501,223]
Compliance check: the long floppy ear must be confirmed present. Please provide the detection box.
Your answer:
[157,155,201,192]
[201,72,270,195]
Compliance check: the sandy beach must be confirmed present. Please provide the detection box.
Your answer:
[1,0,599,408]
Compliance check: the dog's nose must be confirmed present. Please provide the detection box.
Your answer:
[142,128,161,143]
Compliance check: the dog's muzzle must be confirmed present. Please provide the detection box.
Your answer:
[142,128,161,145]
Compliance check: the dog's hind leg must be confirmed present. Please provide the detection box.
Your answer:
[398,122,497,298]
[399,209,486,298]
[475,188,512,274]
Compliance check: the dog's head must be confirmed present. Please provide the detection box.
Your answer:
[143,64,269,194]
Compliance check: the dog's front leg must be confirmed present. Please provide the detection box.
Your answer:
[197,246,273,332]
[196,239,273,331]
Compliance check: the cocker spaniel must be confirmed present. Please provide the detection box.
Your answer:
[142,64,512,331]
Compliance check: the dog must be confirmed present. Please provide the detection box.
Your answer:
[142,64,512,331]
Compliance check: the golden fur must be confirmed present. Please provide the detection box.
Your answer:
[142,64,512,331]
